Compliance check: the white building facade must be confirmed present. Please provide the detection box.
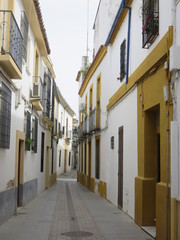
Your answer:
[0,0,56,225]
[77,0,179,239]
[54,85,75,176]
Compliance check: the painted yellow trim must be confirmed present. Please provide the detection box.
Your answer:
[76,71,81,82]
[107,27,173,111]
[89,84,93,115]
[95,135,101,180]
[33,41,40,79]
[79,45,107,97]
[108,0,133,45]
[0,54,22,79]
[8,0,14,12]
[85,93,88,116]
[96,73,101,128]
[22,0,48,57]
[15,131,25,187]
[43,57,56,79]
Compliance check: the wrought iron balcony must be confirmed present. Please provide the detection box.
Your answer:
[142,0,159,48]
[89,108,101,132]
[0,10,22,78]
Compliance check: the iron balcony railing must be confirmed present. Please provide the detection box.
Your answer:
[89,108,101,132]
[142,0,159,48]
[0,10,22,71]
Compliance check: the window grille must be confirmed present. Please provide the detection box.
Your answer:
[120,39,126,81]
[25,111,31,151]
[33,117,38,153]
[0,82,11,149]
[142,0,159,48]
[21,11,29,61]
[42,73,51,118]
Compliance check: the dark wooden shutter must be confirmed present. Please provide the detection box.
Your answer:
[25,111,31,151]
[96,139,100,179]
[0,82,11,149]
[34,117,38,153]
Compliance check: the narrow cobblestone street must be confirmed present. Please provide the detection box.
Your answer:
[0,171,153,240]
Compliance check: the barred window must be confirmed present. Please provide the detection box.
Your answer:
[0,82,11,149]
[21,11,29,61]
[120,39,126,81]
[142,0,159,48]
[25,111,31,151]
[33,117,38,153]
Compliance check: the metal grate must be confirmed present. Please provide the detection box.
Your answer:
[120,39,126,81]
[142,0,159,48]
[0,10,23,71]
[0,82,11,149]
[33,117,38,153]
[25,111,31,151]
[21,11,29,61]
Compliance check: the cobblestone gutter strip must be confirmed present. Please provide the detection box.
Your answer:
[48,181,104,240]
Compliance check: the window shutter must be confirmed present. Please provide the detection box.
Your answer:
[25,111,31,151]
[0,82,12,149]
[33,117,38,153]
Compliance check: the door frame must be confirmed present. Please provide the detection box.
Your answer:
[118,126,123,209]
[15,131,25,207]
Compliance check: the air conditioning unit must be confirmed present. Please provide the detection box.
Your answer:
[79,103,85,112]
[32,82,41,98]
[15,88,22,108]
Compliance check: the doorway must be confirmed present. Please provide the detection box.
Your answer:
[88,140,91,189]
[45,146,49,189]
[118,126,123,209]
[64,150,67,173]
[17,140,24,207]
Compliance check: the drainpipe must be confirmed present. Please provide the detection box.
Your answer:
[122,2,131,85]
[170,1,179,240]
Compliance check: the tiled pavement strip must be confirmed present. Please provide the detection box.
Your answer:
[0,170,153,240]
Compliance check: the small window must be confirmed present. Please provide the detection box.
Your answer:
[0,82,12,149]
[120,39,126,81]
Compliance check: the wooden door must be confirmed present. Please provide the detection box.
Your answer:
[118,126,123,209]
[64,150,67,173]
[88,141,91,189]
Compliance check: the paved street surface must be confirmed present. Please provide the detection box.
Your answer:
[0,170,153,240]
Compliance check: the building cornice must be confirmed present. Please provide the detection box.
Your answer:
[78,45,107,97]
[22,0,50,57]
[105,0,133,46]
